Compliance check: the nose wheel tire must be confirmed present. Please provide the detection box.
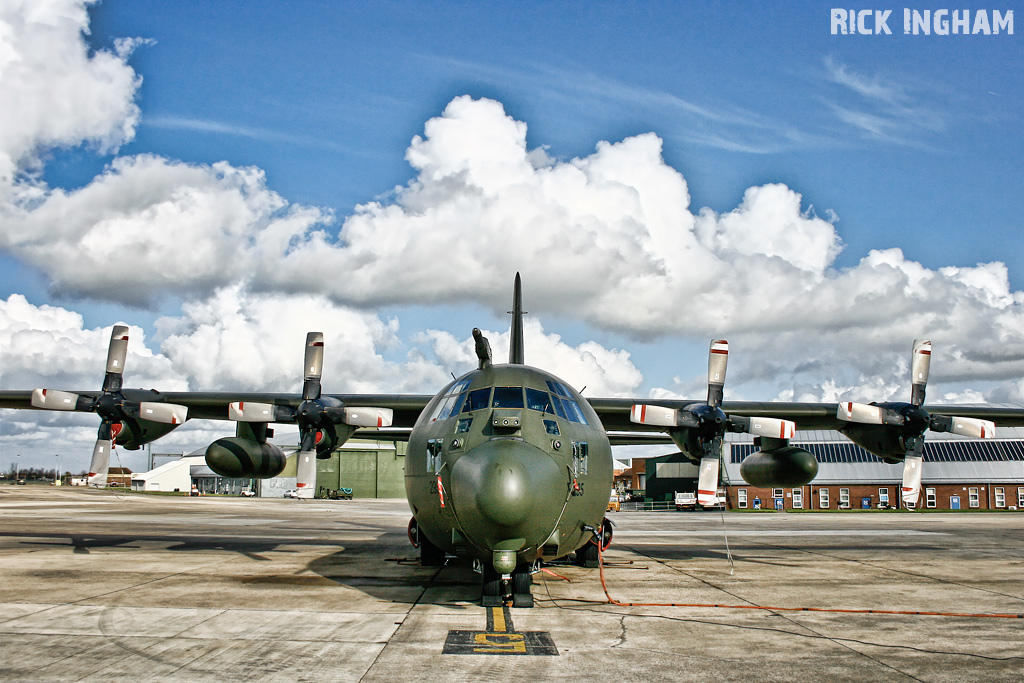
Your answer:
[512,563,534,608]
[480,562,535,608]
[481,564,503,607]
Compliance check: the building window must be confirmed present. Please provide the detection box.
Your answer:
[819,488,829,508]
[792,488,803,509]
[839,488,850,508]
[926,488,937,509]
[738,489,748,509]
[1018,487,1024,508]
[878,488,889,506]
[994,487,1005,508]
[772,488,784,499]
[969,487,980,508]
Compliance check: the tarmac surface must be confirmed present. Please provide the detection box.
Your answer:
[1,485,1022,682]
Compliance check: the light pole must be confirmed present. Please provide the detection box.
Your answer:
[55,454,60,485]
[15,454,20,481]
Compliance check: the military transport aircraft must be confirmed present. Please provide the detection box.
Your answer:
[2,274,1023,607]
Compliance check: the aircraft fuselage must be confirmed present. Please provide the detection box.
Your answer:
[405,362,612,573]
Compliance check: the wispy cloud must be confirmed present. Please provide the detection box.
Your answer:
[421,55,819,155]
[144,116,358,155]
[820,57,946,144]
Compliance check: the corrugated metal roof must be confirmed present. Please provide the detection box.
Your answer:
[726,426,1024,443]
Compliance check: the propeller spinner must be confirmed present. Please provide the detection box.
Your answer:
[631,340,797,506]
[30,325,188,487]
[836,340,994,507]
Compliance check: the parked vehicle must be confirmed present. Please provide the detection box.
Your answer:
[674,491,697,510]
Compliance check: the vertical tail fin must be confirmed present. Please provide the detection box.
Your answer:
[509,273,525,365]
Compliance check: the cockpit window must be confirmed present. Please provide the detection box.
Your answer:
[563,399,589,425]
[546,380,576,397]
[550,394,568,420]
[447,378,471,396]
[525,388,554,414]
[462,388,492,413]
[492,386,525,409]
[438,392,467,420]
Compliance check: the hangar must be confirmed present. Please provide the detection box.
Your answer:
[134,439,407,498]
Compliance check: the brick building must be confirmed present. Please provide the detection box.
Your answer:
[642,428,1024,511]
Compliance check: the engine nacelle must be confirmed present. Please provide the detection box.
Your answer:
[740,444,819,488]
[114,421,180,450]
[205,437,287,478]
[840,423,909,461]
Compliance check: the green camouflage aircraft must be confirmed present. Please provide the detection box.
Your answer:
[3,274,1022,607]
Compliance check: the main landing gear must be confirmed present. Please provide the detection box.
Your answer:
[573,517,613,568]
[481,561,535,608]
[408,517,444,566]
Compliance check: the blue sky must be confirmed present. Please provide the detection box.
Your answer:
[1,0,1022,470]
[78,0,1022,274]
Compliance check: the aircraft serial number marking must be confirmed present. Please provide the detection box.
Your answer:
[442,606,558,656]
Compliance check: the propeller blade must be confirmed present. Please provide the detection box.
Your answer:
[229,401,277,422]
[295,449,317,499]
[697,456,720,507]
[732,415,796,439]
[630,404,678,427]
[910,339,931,406]
[102,325,130,392]
[933,416,996,439]
[302,332,324,401]
[137,402,188,425]
[707,339,729,407]
[31,389,81,411]
[342,407,394,428]
[837,402,886,424]
[901,453,924,506]
[87,438,112,488]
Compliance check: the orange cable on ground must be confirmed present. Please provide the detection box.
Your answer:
[595,543,1023,619]
[540,567,571,582]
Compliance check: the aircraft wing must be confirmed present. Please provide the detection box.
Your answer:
[588,397,1024,444]
[0,389,431,440]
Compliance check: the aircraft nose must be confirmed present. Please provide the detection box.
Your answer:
[450,439,552,528]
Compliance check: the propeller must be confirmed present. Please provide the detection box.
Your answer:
[30,325,188,487]
[836,340,995,507]
[228,332,393,499]
[631,340,797,506]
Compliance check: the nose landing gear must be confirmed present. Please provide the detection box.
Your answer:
[480,561,537,608]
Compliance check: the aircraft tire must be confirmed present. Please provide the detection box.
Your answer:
[481,564,503,607]
[512,563,533,608]
[419,533,444,566]
[573,541,599,568]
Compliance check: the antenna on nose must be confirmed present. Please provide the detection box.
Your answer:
[508,272,526,365]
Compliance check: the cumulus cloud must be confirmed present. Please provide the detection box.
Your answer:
[0,0,141,197]
[418,318,644,397]
[3,155,331,306]
[0,293,185,391]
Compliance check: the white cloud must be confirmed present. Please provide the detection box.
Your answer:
[3,155,331,306]
[0,0,141,196]
[420,318,644,397]
[0,293,184,391]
